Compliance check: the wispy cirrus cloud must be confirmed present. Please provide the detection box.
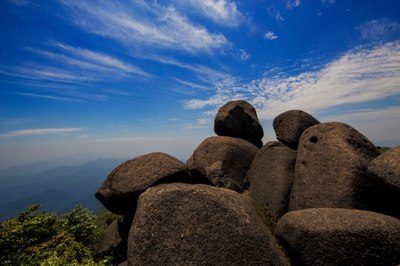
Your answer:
[176,0,244,27]
[16,92,81,102]
[59,0,230,54]
[1,41,149,87]
[356,18,400,43]
[185,41,400,123]
[0,128,82,138]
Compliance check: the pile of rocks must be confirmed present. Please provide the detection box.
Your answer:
[95,100,400,265]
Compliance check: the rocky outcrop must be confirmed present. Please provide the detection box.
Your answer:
[275,208,400,266]
[95,101,399,266]
[127,183,289,266]
[187,136,258,192]
[273,110,319,149]
[366,146,400,218]
[247,141,296,225]
[95,152,190,214]
[289,122,379,211]
[214,100,264,147]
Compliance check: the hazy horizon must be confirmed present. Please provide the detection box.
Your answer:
[1,0,399,169]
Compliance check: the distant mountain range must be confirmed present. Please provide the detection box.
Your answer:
[0,158,125,221]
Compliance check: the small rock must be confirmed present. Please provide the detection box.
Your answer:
[214,100,264,147]
[273,110,319,148]
[275,208,400,266]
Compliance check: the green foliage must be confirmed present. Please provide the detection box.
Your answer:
[0,204,112,266]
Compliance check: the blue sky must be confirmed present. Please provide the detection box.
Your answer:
[1,0,399,168]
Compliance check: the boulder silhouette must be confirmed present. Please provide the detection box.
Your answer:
[127,183,290,266]
[366,146,400,218]
[96,152,190,214]
[247,141,296,225]
[289,122,379,211]
[275,208,400,266]
[187,136,258,192]
[273,110,319,148]
[214,100,264,147]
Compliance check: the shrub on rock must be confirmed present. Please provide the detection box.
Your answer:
[275,208,400,266]
[128,183,290,266]
[214,100,264,147]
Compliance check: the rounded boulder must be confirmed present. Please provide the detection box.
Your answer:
[95,152,189,214]
[188,136,258,192]
[273,110,319,148]
[214,100,264,147]
[128,183,290,265]
[275,208,400,265]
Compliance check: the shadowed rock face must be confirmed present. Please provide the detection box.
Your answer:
[275,208,400,266]
[187,136,258,192]
[95,152,190,214]
[273,110,320,149]
[247,141,297,225]
[214,100,264,147]
[289,122,379,211]
[128,183,290,266]
[366,146,400,218]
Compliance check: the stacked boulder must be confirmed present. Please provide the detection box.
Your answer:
[95,100,400,265]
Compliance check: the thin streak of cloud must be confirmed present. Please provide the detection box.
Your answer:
[176,0,244,27]
[16,92,81,102]
[52,42,149,76]
[0,128,82,138]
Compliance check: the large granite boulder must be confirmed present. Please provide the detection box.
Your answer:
[128,183,289,266]
[273,110,319,149]
[367,146,400,218]
[275,208,400,266]
[247,141,297,225]
[214,100,264,147]
[96,152,190,214]
[187,136,258,192]
[289,122,379,211]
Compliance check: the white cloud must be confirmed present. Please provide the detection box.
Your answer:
[184,41,400,141]
[0,128,82,138]
[265,31,278,40]
[356,18,400,42]
[286,0,301,10]
[60,0,229,54]
[176,0,244,27]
